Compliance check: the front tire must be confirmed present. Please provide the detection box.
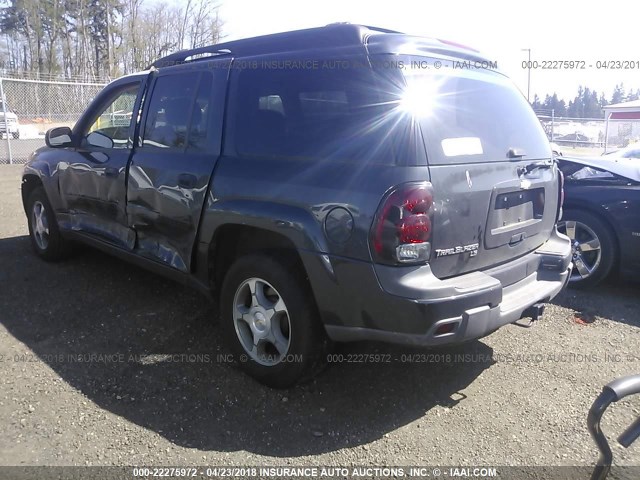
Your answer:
[220,254,328,388]
[558,210,616,288]
[12,131,19,139]
[26,186,72,261]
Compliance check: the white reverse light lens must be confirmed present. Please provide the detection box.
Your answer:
[396,242,431,263]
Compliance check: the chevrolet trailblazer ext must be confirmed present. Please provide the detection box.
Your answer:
[22,24,572,387]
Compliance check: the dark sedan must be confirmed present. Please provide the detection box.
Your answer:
[557,156,640,287]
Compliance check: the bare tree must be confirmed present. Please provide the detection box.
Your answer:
[0,0,223,81]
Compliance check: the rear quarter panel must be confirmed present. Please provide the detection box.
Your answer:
[200,156,432,261]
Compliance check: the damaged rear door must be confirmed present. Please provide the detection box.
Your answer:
[125,62,229,271]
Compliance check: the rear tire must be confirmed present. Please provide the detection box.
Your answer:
[220,253,328,388]
[26,186,72,261]
[558,209,616,288]
[12,131,19,139]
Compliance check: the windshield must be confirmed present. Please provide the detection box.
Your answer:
[400,60,551,164]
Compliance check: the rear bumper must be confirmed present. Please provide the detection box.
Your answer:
[317,227,572,346]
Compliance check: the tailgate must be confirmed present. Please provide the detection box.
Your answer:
[428,160,558,278]
[398,56,558,278]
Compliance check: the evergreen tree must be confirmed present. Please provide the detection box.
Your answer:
[627,89,640,102]
[611,84,626,105]
[584,90,601,118]
[531,94,542,110]
[599,93,608,109]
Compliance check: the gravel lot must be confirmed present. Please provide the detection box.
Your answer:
[0,164,638,473]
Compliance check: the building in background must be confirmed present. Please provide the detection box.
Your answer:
[603,100,640,152]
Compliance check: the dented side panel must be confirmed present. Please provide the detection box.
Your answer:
[55,75,148,248]
[57,153,134,248]
[125,63,229,272]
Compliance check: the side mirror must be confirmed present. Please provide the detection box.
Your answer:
[86,131,114,149]
[45,126,73,148]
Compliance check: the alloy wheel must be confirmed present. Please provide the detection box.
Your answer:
[31,201,50,250]
[558,220,602,282]
[232,277,291,366]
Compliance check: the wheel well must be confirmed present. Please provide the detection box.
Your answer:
[208,225,309,294]
[21,175,43,213]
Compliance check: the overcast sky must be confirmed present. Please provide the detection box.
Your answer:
[218,0,639,104]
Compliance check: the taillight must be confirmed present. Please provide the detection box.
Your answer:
[370,182,434,264]
[557,167,565,221]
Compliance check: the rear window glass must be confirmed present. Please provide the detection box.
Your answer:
[232,61,398,163]
[399,60,551,164]
[142,72,212,151]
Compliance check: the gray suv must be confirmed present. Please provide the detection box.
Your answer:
[22,24,572,387]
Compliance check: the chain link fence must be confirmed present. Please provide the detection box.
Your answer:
[535,110,607,156]
[0,78,106,164]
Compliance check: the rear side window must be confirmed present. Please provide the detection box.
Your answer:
[259,95,284,114]
[232,60,397,163]
[299,91,348,116]
[188,74,213,151]
[398,59,551,164]
[142,72,213,151]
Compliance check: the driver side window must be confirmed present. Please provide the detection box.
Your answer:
[86,82,140,149]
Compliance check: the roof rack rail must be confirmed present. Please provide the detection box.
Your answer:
[148,24,404,69]
[324,22,403,34]
[150,47,231,69]
[359,24,404,34]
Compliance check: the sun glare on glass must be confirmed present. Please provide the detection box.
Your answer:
[399,77,441,117]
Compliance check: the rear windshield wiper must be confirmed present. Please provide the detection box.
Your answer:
[518,160,554,176]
